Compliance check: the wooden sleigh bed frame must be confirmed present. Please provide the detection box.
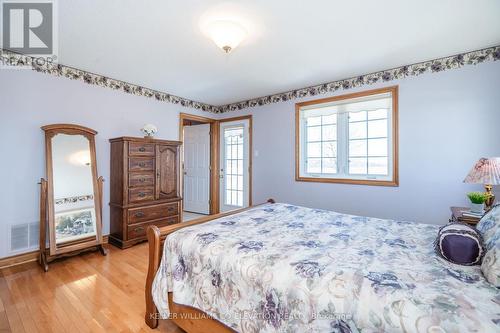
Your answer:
[145,199,276,332]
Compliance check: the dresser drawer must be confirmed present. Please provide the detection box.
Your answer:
[129,157,155,171]
[128,172,155,187]
[127,216,179,239]
[128,187,155,202]
[129,142,155,156]
[127,202,179,224]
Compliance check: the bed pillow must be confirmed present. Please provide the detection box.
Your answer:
[481,243,500,287]
[435,223,484,265]
[476,204,500,251]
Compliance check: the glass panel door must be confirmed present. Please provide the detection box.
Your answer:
[224,127,244,206]
[220,119,250,212]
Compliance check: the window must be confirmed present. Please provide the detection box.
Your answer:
[296,86,398,186]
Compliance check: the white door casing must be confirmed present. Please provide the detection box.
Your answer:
[220,119,250,212]
[183,124,210,214]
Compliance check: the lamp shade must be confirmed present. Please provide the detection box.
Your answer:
[464,157,500,185]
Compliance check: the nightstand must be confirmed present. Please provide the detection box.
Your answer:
[450,206,483,226]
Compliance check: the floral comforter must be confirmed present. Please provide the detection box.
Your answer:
[152,203,500,332]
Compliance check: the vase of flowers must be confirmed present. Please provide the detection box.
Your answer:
[140,124,158,138]
[467,192,487,214]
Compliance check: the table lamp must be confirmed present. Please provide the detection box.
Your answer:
[464,157,500,210]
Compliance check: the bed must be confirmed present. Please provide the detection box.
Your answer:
[145,200,500,332]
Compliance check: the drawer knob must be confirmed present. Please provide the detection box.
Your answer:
[134,226,145,233]
[139,178,146,183]
[168,207,174,212]
[138,192,146,197]
[135,212,145,218]
[139,147,146,152]
[139,162,146,167]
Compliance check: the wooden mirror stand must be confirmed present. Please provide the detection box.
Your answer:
[39,124,107,272]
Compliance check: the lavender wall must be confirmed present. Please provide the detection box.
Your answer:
[224,61,500,224]
[1,60,499,259]
[0,69,211,259]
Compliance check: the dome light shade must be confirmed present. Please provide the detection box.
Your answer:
[205,20,247,53]
[69,150,91,166]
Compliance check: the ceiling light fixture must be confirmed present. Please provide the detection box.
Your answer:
[205,20,247,53]
[69,150,91,166]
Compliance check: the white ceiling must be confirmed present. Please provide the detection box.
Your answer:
[32,1,500,105]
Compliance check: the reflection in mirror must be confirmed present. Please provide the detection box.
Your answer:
[52,134,97,244]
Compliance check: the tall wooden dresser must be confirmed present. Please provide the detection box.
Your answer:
[109,137,182,248]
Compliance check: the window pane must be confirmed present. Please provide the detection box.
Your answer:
[349,111,366,122]
[368,138,388,157]
[322,114,337,124]
[226,160,232,173]
[368,109,388,120]
[307,142,321,157]
[307,116,321,126]
[349,140,367,157]
[237,191,243,206]
[322,158,337,174]
[231,160,238,174]
[237,176,243,190]
[349,158,367,174]
[237,145,243,159]
[368,157,388,175]
[307,158,321,173]
[349,122,367,139]
[322,141,337,157]
[231,176,238,190]
[368,119,387,138]
[307,126,321,142]
[322,125,337,141]
[232,191,238,205]
[237,160,243,173]
[231,145,238,160]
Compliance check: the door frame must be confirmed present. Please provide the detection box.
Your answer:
[179,113,219,215]
[179,113,253,215]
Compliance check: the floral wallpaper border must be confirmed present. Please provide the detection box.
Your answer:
[218,45,500,113]
[55,194,94,206]
[0,48,218,113]
[1,45,499,114]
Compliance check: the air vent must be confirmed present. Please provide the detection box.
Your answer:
[29,223,39,248]
[10,222,39,253]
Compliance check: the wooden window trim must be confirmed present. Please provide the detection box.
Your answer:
[295,86,399,187]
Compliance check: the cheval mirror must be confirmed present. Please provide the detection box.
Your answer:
[39,124,107,271]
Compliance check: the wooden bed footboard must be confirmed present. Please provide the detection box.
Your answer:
[145,199,276,330]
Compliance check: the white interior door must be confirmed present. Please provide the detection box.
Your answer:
[183,124,210,214]
[220,119,250,212]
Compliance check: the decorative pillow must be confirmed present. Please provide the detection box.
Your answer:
[435,223,484,265]
[476,204,500,251]
[481,243,500,287]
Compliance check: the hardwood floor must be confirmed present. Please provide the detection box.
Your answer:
[182,212,207,222]
[0,244,184,333]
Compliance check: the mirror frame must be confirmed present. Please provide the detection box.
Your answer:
[42,124,103,256]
